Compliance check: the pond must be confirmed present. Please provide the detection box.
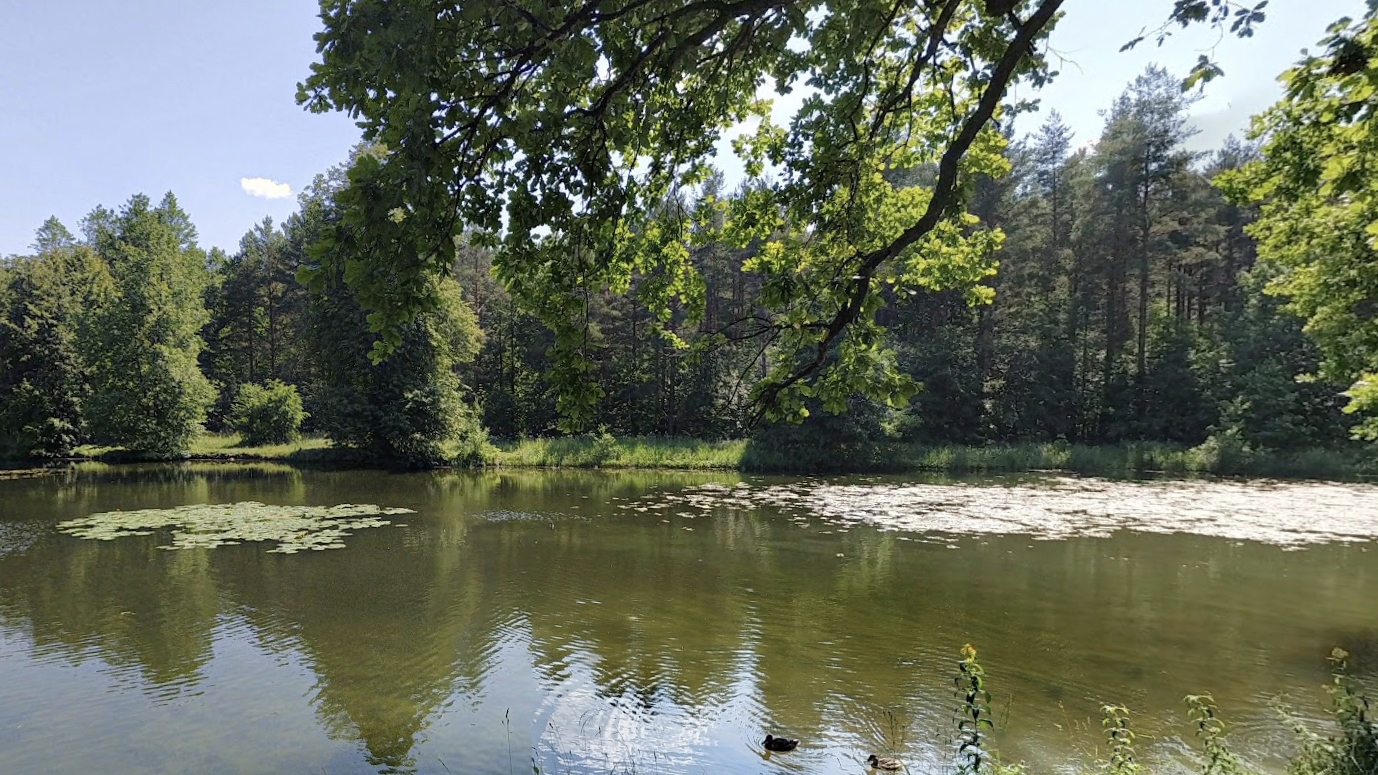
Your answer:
[0,464,1375,775]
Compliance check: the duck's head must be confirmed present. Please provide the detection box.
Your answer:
[867,755,880,766]
[764,735,775,746]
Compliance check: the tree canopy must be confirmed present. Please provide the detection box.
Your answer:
[79,194,215,457]
[1218,8,1378,438]
[298,0,1264,429]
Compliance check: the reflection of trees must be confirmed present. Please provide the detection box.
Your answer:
[0,539,220,692]
[2,466,1377,771]
[508,513,759,712]
[477,500,954,750]
[220,516,492,773]
[0,461,305,522]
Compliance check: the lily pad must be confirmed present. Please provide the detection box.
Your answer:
[57,502,414,553]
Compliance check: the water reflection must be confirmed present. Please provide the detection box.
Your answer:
[0,465,1374,774]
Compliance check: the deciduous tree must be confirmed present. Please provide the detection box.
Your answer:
[297,0,1263,429]
[79,195,215,457]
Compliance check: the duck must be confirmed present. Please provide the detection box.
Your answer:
[763,734,799,752]
[867,754,904,771]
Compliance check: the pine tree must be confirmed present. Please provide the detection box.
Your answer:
[0,219,111,458]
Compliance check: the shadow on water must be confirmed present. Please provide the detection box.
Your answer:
[0,464,1374,774]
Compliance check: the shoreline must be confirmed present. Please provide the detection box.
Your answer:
[4,434,1373,482]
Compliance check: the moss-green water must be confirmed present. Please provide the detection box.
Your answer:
[1,464,1376,774]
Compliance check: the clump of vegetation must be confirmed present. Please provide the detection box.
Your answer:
[302,198,488,468]
[228,380,305,446]
[0,219,107,460]
[493,435,746,469]
[744,397,896,473]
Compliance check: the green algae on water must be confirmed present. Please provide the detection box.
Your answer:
[57,502,413,553]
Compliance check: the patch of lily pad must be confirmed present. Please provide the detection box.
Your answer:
[57,502,414,553]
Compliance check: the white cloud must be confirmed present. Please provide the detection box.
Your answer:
[240,177,292,199]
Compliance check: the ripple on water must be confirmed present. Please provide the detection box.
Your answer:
[648,477,1378,547]
[0,521,42,558]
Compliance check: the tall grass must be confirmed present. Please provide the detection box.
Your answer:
[62,431,1375,480]
[492,435,1372,478]
[493,433,747,470]
[740,439,1373,479]
[189,433,334,459]
[73,433,337,463]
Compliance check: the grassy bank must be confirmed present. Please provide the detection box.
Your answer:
[492,435,747,469]
[745,438,1378,479]
[72,434,343,463]
[31,433,1378,480]
[491,435,1376,479]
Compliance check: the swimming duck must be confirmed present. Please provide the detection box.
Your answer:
[868,755,903,771]
[763,734,798,752]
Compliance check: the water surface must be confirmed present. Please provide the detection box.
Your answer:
[0,464,1375,775]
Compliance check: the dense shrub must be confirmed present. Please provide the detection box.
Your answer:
[744,395,895,473]
[228,380,305,446]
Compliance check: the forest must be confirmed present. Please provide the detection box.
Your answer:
[2,7,1376,473]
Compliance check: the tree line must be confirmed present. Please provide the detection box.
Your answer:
[463,66,1352,454]
[0,65,1364,467]
[0,163,486,467]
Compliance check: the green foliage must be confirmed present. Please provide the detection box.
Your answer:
[1289,649,1378,775]
[955,644,994,775]
[296,0,1077,428]
[181,433,334,462]
[228,380,306,446]
[493,435,747,469]
[77,194,215,458]
[297,166,489,468]
[297,0,1266,431]
[202,217,309,427]
[1218,9,1378,438]
[3,10,1348,468]
[1343,378,1378,441]
[1099,705,1143,775]
[929,646,1375,775]
[494,436,1370,478]
[1123,2,1268,89]
[0,223,110,458]
[745,395,895,472]
[306,271,487,468]
[1186,693,1251,775]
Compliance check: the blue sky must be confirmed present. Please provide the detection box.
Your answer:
[0,0,360,257]
[0,0,1367,258]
